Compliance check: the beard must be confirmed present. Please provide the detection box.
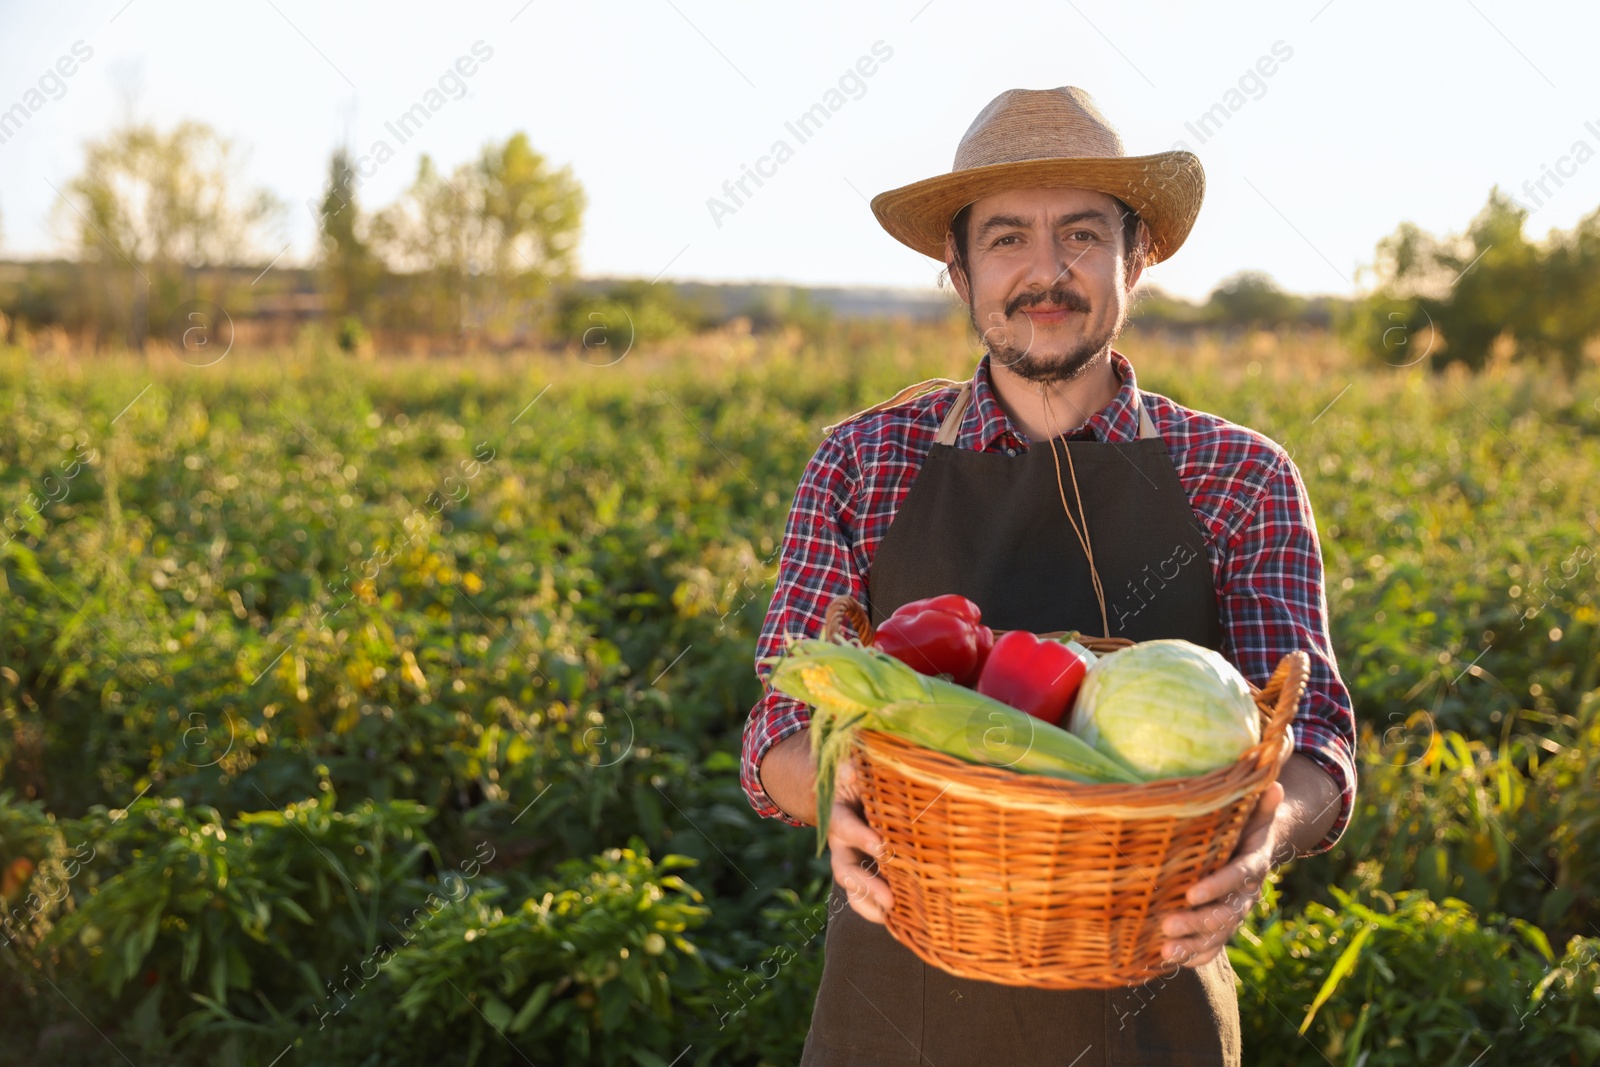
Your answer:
[969,284,1125,385]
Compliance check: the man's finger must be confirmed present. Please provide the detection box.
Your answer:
[832,846,893,919]
[829,800,884,858]
[842,888,888,924]
[1162,896,1254,940]
[1175,943,1223,969]
[1161,918,1237,963]
[828,797,893,918]
[1244,781,1284,834]
[1185,854,1263,908]
[836,757,859,790]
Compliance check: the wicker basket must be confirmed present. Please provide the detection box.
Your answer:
[820,594,1307,989]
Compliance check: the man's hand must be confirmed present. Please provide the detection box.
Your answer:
[828,759,894,924]
[1157,780,1287,967]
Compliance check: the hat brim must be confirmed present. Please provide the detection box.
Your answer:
[870,151,1204,266]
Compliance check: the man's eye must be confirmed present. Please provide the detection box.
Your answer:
[993,235,1019,247]
[1070,230,1099,241]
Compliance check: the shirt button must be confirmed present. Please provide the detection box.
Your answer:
[1005,447,1017,456]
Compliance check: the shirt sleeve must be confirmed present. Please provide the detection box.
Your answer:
[739,430,867,825]
[1215,449,1358,857]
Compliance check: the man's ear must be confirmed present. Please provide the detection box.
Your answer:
[943,230,970,303]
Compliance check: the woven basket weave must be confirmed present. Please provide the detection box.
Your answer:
[820,594,1307,989]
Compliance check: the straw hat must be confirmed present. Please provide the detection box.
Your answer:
[871,86,1204,266]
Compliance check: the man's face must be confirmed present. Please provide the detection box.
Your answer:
[945,187,1143,384]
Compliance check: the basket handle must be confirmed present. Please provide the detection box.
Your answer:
[822,594,875,644]
[1254,649,1309,769]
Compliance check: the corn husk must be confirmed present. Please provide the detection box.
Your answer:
[762,638,1140,851]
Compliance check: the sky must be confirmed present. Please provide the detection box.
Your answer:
[1,0,1599,301]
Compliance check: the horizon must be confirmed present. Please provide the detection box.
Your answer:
[1,1,1598,302]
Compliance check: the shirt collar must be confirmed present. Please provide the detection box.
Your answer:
[960,349,1144,450]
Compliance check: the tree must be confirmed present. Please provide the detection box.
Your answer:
[370,132,584,346]
[1540,205,1600,377]
[368,154,465,339]
[1349,187,1598,375]
[1436,189,1541,371]
[478,132,585,288]
[316,147,378,321]
[59,120,282,349]
[1206,270,1301,329]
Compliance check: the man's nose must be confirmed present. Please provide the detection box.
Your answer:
[1025,232,1083,290]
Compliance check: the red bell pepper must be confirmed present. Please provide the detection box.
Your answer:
[975,630,1091,726]
[872,594,994,686]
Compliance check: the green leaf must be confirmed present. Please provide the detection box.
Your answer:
[1298,921,1375,1035]
[1342,1001,1371,1067]
[181,929,202,983]
[210,948,228,1005]
[509,980,554,1034]
[134,899,164,960]
[277,897,313,925]
[481,995,513,1032]
[1512,917,1554,963]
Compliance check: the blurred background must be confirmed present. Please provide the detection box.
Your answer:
[1,2,1598,1065]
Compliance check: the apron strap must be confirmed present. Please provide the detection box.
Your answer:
[822,377,967,438]
[1134,387,1159,440]
[935,379,1160,446]
[934,380,974,445]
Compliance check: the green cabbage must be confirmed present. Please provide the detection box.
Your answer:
[1066,639,1261,780]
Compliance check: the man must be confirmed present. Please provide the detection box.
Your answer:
[739,86,1357,1066]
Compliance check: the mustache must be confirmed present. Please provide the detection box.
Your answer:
[1007,287,1091,318]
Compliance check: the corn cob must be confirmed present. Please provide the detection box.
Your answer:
[763,638,1140,849]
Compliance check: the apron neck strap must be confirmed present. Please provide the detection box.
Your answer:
[934,381,974,445]
[822,376,966,439]
[1133,386,1159,440]
[935,379,1160,446]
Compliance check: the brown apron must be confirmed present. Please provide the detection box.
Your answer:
[800,375,1243,1067]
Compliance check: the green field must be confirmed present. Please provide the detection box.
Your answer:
[1,322,1597,1065]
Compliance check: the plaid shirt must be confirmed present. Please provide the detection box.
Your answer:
[740,349,1357,855]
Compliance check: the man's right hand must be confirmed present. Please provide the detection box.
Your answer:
[759,731,895,924]
[828,759,895,924]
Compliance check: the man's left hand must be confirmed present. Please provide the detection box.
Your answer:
[1158,779,1288,967]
